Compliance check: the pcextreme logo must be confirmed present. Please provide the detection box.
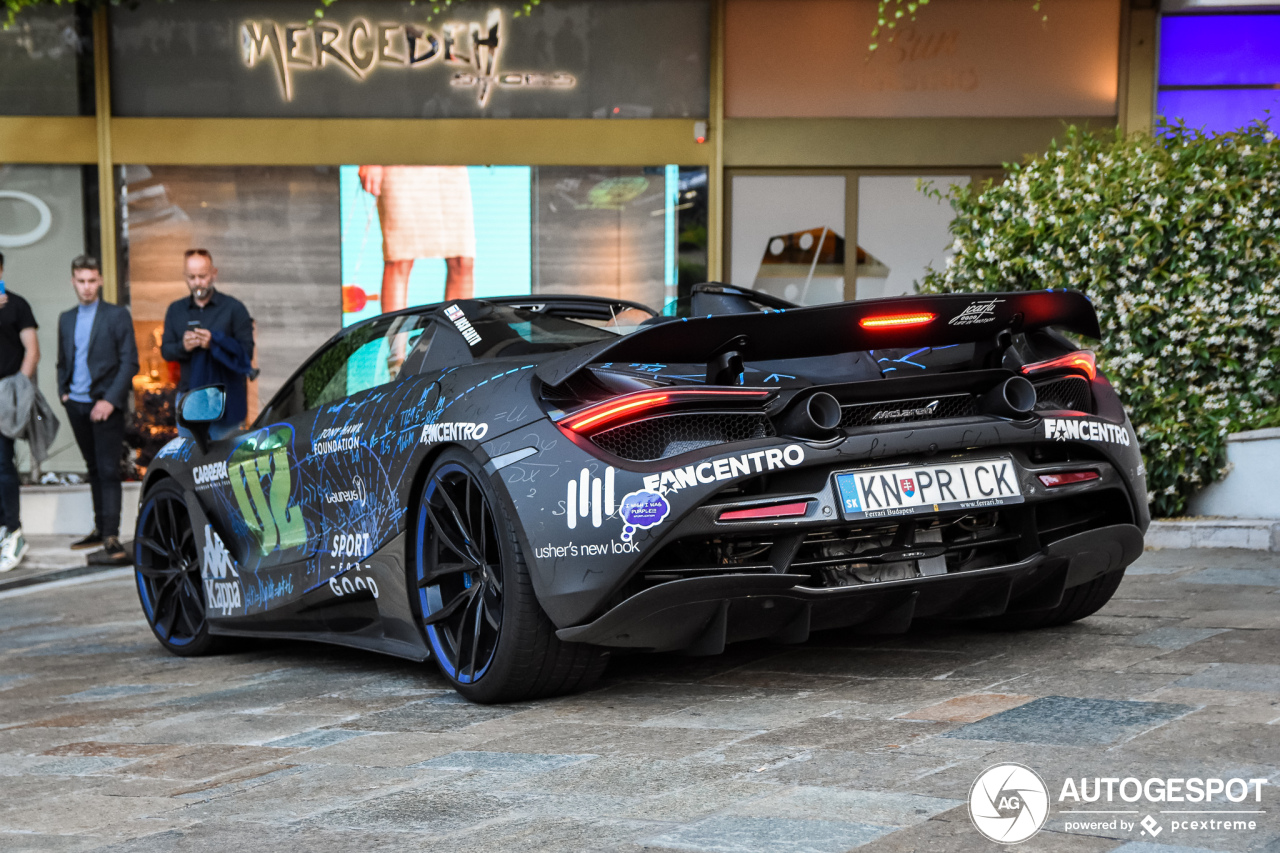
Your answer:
[969,763,1050,844]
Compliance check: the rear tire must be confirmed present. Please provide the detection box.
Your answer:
[134,479,224,656]
[987,568,1127,631]
[413,450,608,704]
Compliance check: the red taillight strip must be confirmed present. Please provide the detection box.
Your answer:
[561,387,772,434]
[859,312,936,329]
[1038,471,1100,487]
[718,500,812,522]
[1022,351,1097,380]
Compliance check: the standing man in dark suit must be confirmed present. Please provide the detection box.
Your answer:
[58,255,139,566]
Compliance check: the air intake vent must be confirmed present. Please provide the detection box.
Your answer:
[592,413,775,462]
[840,393,977,427]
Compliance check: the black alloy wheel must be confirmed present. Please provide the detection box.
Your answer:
[414,450,608,704]
[416,460,505,686]
[134,480,220,655]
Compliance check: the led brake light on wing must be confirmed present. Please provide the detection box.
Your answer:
[1038,471,1099,487]
[1021,351,1097,380]
[858,312,935,330]
[561,388,772,435]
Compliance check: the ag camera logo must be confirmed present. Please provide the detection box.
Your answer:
[969,763,1050,844]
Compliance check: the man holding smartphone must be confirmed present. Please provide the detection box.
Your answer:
[160,249,255,440]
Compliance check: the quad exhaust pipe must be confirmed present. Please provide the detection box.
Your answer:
[779,392,842,439]
[981,376,1037,418]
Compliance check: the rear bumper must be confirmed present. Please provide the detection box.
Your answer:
[556,523,1142,652]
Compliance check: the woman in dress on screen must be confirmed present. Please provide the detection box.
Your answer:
[357,165,476,312]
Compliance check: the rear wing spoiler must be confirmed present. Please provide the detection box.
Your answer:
[537,290,1099,388]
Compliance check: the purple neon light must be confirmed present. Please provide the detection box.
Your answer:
[1158,89,1280,135]
[1160,15,1280,87]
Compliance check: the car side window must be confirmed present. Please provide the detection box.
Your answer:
[262,313,433,421]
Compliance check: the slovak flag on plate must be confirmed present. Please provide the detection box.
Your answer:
[900,477,916,498]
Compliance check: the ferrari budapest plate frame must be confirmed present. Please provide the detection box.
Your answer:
[135,285,1148,702]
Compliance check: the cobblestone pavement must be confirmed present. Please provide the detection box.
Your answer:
[1,549,1277,853]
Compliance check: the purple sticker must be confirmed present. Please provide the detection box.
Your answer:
[618,490,669,541]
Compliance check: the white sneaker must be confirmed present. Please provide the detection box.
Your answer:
[0,527,28,572]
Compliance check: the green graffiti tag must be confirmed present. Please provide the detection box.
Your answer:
[227,426,307,556]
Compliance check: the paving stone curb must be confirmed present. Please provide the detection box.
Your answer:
[1147,518,1280,551]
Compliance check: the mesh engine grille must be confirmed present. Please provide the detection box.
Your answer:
[840,393,977,427]
[592,413,775,462]
[1033,376,1092,412]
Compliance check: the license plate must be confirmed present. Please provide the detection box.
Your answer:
[834,457,1024,520]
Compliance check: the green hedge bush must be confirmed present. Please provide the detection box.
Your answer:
[919,121,1280,518]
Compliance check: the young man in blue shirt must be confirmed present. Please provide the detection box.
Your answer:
[57,255,139,566]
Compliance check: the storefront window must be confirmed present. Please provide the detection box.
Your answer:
[123,162,707,460]
[122,165,342,462]
[341,164,708,325]
[0,165,93,474]
[729,171,978,305]
[1157,13,1280,133]
[0,7,93,116]
[730,175,847,305]
[854,175,967,301]
[110,0,709,119]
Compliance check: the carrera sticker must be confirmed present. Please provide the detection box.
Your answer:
[642,445,806,496]
[420,421,489,443]
[313,423,362,455]
[949,297,1006,326]
[202,524,242,616]
[1044,417,1131,446]
[192,460,229,487]
[445,304,482,346]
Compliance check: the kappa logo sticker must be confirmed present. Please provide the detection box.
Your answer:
[202,524,242,616]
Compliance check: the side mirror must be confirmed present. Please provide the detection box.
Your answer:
[178,385,226,452]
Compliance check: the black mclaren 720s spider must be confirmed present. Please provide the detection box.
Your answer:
[135,283,1148,703]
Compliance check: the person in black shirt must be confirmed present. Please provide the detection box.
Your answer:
[160,249,254,439]
[0,251,40,572]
